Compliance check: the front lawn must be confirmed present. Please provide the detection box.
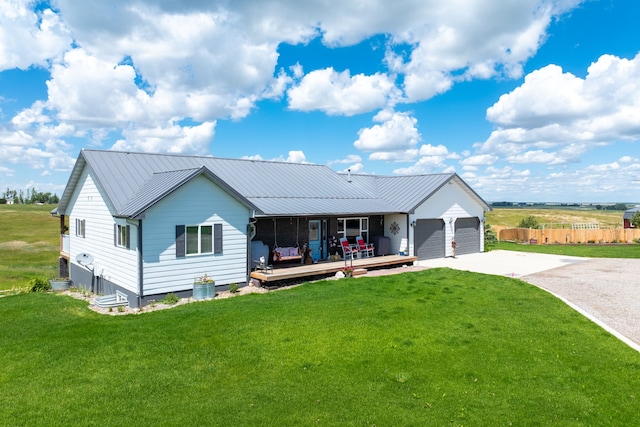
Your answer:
[490,241,640,258]
[1,269,639,425]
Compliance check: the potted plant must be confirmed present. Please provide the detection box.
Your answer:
[340,266,354,278]
[193,274,215,300]
[49,276,71,291]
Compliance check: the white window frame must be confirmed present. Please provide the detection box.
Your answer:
[186,225,213,256]
[116,224,127,248]
[337,217,369,242]
[75,218,86,238]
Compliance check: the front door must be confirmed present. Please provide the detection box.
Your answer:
[308,220,321,261]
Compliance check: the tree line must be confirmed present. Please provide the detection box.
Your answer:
[0,188,59,205]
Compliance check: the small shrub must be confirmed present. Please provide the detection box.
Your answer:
[28,277,51,293]
[484,223,498,247]
[117,305,125,313]
[517,215,540,229]
[229,283,240,293]
[161,293,180,305]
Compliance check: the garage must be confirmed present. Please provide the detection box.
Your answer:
[415,219,445,260]
[454,217,480,255]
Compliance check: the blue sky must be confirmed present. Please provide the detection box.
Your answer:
[1,0,639,202]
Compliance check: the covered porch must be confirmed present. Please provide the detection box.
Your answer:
[250,254,418,285]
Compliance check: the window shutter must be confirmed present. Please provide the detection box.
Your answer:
[214,223,223,254]
[176,225,186,257]
[126,225,130,249]
[114,224,117,246]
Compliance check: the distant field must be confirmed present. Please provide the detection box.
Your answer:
[486,207,625,229]
[0,204,59,291]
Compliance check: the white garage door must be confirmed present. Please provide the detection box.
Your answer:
[415,219,445,260]
[454,217,480,255]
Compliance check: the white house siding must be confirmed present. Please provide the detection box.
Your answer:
[142,175,251,295]
[383,214,409,255]
[68,168,139,293]
[413,181,486,257]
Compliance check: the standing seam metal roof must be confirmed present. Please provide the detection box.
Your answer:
[56,149,490,217]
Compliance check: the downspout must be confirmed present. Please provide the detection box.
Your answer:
[246,216,257,284]
[407,215,412,256]
[137,220,143,307]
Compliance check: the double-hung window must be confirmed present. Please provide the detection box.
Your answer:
[114,224,130,249]
[75,218,86,238]
[176,224,222,257]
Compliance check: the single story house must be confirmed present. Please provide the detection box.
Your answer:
[52,149,491,307]
[623,206,640,228]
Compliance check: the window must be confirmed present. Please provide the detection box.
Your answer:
[337,217,369,242]
[186,225,212,255]
[176,224,222,257]
[75,218,86,238]
[114,224,130,249]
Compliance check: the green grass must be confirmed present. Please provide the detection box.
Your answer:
[487,208,624,229]
[2,269,640,425]
[0,204,60,290]
[491,241,640,258]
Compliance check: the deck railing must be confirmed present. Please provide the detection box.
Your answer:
[61,234,70,255]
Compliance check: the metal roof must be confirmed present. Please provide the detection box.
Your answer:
[623,206,640,219]
[55,149,490,218]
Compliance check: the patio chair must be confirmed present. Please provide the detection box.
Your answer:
[356,236,375,257]
[339,237,358,260]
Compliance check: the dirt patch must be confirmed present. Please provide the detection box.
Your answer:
[0,240,55,251]
[0,240,30,250]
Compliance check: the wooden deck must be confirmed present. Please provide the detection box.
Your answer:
[250,255,418,284]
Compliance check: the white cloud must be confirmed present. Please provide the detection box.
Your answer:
[369,149,419,162]
[269,150,309,163]
[112,121,216,155]
[387,143,459,173]
[506,150,560,164]
[460,154,498,166]
[354,110,421,152]
[1,0,598,189]
[479,53,640,166]
[390,0,582,102]
[619,156,638,163]
[585,162,620,172]
[418,144,450,156]
[287,68,397,116]
[328,154,363,165]
[0,1,71,71]
[342,163,364,173]
[285,150,307,163]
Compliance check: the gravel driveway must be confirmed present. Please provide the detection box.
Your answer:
[523,258,640,351]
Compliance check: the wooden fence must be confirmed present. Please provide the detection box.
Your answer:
[494,226,640,244]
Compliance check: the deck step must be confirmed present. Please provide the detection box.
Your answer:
[352,268,367,277]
